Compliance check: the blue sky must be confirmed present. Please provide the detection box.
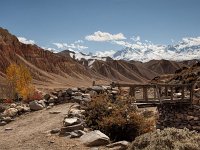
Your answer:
[1,0,200,54]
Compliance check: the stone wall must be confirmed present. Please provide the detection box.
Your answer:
[157,103,200,132]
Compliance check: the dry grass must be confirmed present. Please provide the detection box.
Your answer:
[84,94,155,142]
[129,128,200,150]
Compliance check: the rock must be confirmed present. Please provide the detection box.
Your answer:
[10,103,16,108]
[66,88,73,95]
[48,98,55,103]
[71,88,79,92]
[71,96,83,103]
[50,128,60,134]
[74,130,86,136]
[29,100,44,111]
[49,103,55,106]
[5,128,13,131]
[80,130,110,146]
[2,117,14,123]
[3,108,18,117]
[23,106,31,112]
[15,105,24,112]
[49,111,61,114]
[91,86,104,93]
[63,117,81,126]
[70,132,79,138]
[187,115,194,121]
[88,90,98,98]
[68,109,85,118]
[60,123,84,133]
[70,130,86,138]
[38,100,46,108]
[44,94,51,100]
[0,121,7,126]
[79,87,87,93]
[82,94,91,99]
[73,92,82,96]
[82,98,91,102]
[0,105,6,113]
[106,141,130,150]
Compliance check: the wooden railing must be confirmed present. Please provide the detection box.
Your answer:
[111,82,194,104]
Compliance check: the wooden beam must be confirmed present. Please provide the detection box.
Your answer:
[170,87,173,101]
[181,86,185,100]
[129,86,135,97]
[143,87,148,101]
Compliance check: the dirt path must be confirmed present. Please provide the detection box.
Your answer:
[0,103,89,150]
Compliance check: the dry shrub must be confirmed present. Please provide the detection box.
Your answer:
[84,94,155,142]
[24,90,43,103]
[129,128,200,150]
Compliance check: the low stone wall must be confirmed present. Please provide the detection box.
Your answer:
[157,103,200,132]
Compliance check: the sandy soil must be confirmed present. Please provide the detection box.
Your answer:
[0,103,90,150]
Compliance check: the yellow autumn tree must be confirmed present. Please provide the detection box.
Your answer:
[6,64,34,100]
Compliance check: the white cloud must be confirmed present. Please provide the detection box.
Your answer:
[85,31,126,42]
[95,50,116,57]
[17,37,35,45]
[53,42,88,51]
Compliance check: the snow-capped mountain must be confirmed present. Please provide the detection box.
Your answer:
[60,37,200,63]
[112,37,200,62]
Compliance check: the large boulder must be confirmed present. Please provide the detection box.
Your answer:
[29,100,44,111]
[80,130,110,146]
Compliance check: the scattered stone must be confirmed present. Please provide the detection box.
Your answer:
[29,100,44,111]
[60,123,84,133]
[38,100,46,108]
[49,103,55,107]
[49,111,61,114]
[2,117,14,123]
[0,121,7,126]
[50,128,60,134]
[106,141,130,150]
[10,103,17,108]
[71,96,83,103]
[70,132,79,138]
[80,130,110,146]
[63,117,81,126]
[5,127,13,131]
[3,108,18,117]
[48,98,55,103]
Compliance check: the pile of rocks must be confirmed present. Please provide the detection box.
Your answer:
[0,85,119,127]
[44,85,120,105]
[0,103,30,126]
[157,104,200,132]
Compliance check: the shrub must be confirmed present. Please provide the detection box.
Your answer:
[129,128,200,150]
[84,94,155,142]
[25,90,43,103]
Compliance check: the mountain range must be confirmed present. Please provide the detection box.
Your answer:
[0,27,199,89]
